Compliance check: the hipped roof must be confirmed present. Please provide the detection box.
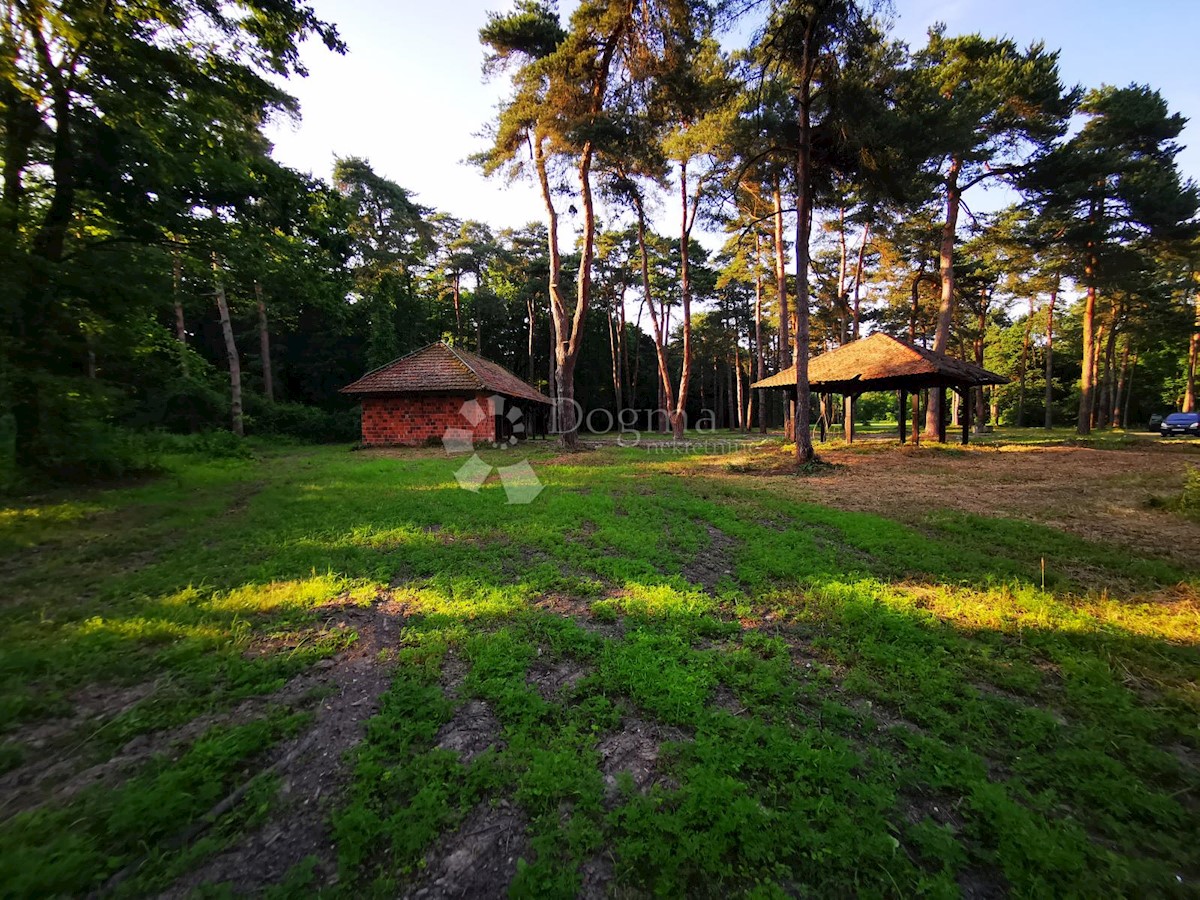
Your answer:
[752,332,1008,392]
[341,342,552,405]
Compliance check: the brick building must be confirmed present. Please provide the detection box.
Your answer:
[341,342,552,447]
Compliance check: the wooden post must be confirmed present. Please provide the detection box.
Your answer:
[819,393,827,442]
[937,387,947,443]
[899,390,907,444]
[960,387,971,445]
[844,394,853,443]
[911,391,920,447]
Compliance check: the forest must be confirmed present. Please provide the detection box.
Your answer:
[2,0,1198,478]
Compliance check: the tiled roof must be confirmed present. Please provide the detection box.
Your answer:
[752,332,1008,391]
[341,343,552,405]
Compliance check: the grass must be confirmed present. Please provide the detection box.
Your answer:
[0,433,1198,896]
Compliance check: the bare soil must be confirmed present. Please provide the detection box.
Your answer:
[526,653,591,701]
[595,714,688,801]
[154,597,405,897]
[682,522,738,593]
[705,444,1200,568]
[405,801,529,899]
[435,699,503,762]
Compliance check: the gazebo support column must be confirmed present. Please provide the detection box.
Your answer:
[960,387,971,445]
[818,393,827,442]
[937,387,947,443]
[899,390,907,444]
[844,394,853,443]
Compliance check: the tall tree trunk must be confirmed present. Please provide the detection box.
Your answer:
[212,253,243,437]
[254,280,273,402]
[793,87,815,463]
[1113,335,1130,427]
[0,67,38,233]
[974,296,987,430]
[851,222,869,341]
[1098,319,1118,428]
[173,245,188,376]
[633,197,676,433]
[533,131,581,446]
[607,304,623,414]
[735,347,746,431]
[1122,347,1137,428]
[926,155,962,440]
[1185,291,1199,412]
[1078,194,1101,434]
[1089,321,1105,430]
[617,290,628,414]
[773,181,792,440]
[672,160,694,440]
[1045,278,1057,428]
[754,231,766,434]
[837,206,848,344]
[1017,296,1033,426]
[1078,279,1098,434]
[526,296,536,382]
[451,273,462,341]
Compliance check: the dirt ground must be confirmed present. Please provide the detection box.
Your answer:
[719,443,1200,568]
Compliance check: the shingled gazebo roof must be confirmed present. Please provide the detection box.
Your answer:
[341,342,552,405]
[751,332,1008,394]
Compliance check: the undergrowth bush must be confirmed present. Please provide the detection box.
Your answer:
[1179,466,1200,519]
[243,396,358,443]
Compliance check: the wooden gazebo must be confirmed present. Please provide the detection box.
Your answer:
[751,333,1008,445]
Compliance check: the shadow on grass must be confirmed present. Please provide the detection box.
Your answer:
[0,444,1197,894]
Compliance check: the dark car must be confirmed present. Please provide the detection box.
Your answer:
[1160,412,1200,437]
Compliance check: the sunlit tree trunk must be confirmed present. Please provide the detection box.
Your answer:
[837,207,848,344]
[927,155,962,440]
[974,296,987,430]
[754,232,766,434]
[1185,291,1199,412]
[212,252,243,437]
[633,197,676,434]
[851,222,869,341]
[1089,321,1105,430]
[526,296,536,382]
[1113,335,1130,427]
[1098,318,1118,429]
[1017,297,1033,426]
[672,160,694,440]
[1078,196,1101,434]
[773,181,792,439]
[793,86,815,462]
[1045,277,1057,428]
[607,302,623,414]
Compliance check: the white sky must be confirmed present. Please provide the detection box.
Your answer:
[265,0,1200,250]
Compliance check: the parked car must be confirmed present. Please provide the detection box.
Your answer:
[1160,412,1200,437]
[1149,414,1163,432]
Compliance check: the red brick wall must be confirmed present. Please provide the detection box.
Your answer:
[360,393,497,446]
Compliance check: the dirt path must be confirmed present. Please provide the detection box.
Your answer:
[156,598,405,897]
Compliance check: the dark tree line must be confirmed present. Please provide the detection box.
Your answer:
[2,0,1197,479]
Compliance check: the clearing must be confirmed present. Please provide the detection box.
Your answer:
[1,432,1198,897]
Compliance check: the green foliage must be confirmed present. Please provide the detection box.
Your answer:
[0,712,307,896]
[243,396,359,443]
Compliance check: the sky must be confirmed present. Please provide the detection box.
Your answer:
[265,0,1200,238]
